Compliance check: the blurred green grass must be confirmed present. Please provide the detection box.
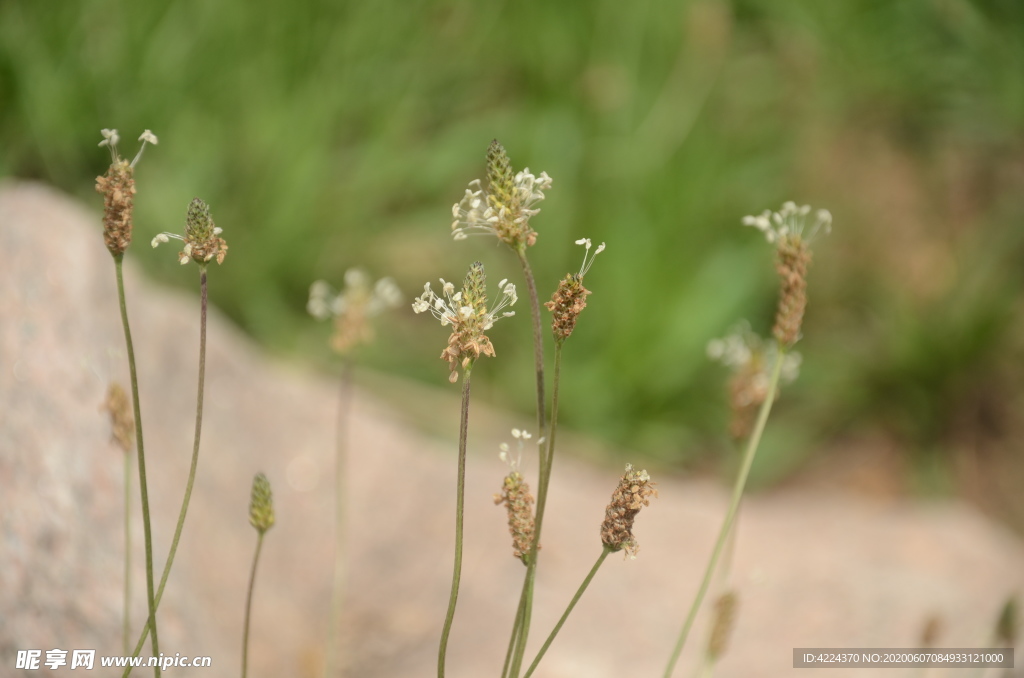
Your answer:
[3,0,1024,485]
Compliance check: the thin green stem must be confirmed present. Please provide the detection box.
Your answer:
[241,532,266,678]
[114,255,160,677]
[515,247,546,441]
[438,363,473,678]
[501,589,527,678]
[523,547,611,678]
[509,343,564,678]
[325,358,353,678]
[123,267,208,677]
[123,450,132,656]
[662,348,786,678]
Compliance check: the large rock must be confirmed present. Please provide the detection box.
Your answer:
[1,181,1021,677]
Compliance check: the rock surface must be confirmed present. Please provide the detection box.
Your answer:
[1,181,1022,677]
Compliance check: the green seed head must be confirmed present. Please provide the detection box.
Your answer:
[486,139,516,209]
[463,261,488,314]
[249,473,275,534]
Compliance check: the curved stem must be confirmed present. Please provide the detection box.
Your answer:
[123,267,208,677]
[523,547,610,678]
[438,363,473,678]
[508,343,563,677]
[241,532,266,678]
[325,358,354,678]
[662,349,785,678]
[114,255,161,676]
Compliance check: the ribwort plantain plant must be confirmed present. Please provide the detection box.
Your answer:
[412,262,518,678]
[308,270,402,678]
[96,128,161,677]
[663,201,831,677]
[123,197,228,677]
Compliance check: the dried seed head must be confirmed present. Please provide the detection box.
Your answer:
[773,236,810,347]
[451,140,552,249]
[600,464,657,558]
[919,613,943,648]
[996,595,1018,645]
[95,128,158,256]
[545,239,605,344]
[102,382,134,453]
[742,202,831,348]
[412,262,517,383]
[95,159,136,256]
[707,591,739,661]
[546,275,590,344]
[308,270,402,354]
[249,473,275,534]
[494,471,536,564]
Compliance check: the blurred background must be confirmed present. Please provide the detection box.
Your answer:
[3,0,1023,528]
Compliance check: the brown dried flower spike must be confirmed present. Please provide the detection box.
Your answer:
[102,382,135,453]
[546,238,605,344]
[493,430,537,564]
[152,198,228,266]
[94,129,158,256]
[743,202,831,347]
[707,591,738,661]
[412,261,517,383]
[600,463,657,558]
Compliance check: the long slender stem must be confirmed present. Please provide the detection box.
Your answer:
[503,240,547,678]
[325,358,353,678]
[123,450,132,655]
[114,255,161,677]
[523,547,611,678]
[438,363,474,678]
[662,349,786,678]
[123,267,209,677]
[501,589,527,678]
[241,532,266,678]
[515,247,546,441]
[508,343,564,677]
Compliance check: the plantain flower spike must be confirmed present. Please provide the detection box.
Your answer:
[102,382,135,453]
[307,269,403,354]
[249,473,275,534]
[742,202,831,347]
[546,238,605,344]
[707,322,802,441]
[151,198,228,266]
[450,140,553,250]
[95,128,158,256]
[707,591,739,661]
[600,463,657,559]
[493,429,538,564]
[412,261,517,383]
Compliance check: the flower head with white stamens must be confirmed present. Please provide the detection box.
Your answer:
[742,201,832,346]
[151,198,228,266]
[495,429,538,563]
[412,261,518,382]
[95,128,158,256]
[450,140,553,250]
[307,269,402,354]
[545,238,606,344]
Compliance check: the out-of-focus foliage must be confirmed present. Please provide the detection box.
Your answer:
[3,0,1023,478]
